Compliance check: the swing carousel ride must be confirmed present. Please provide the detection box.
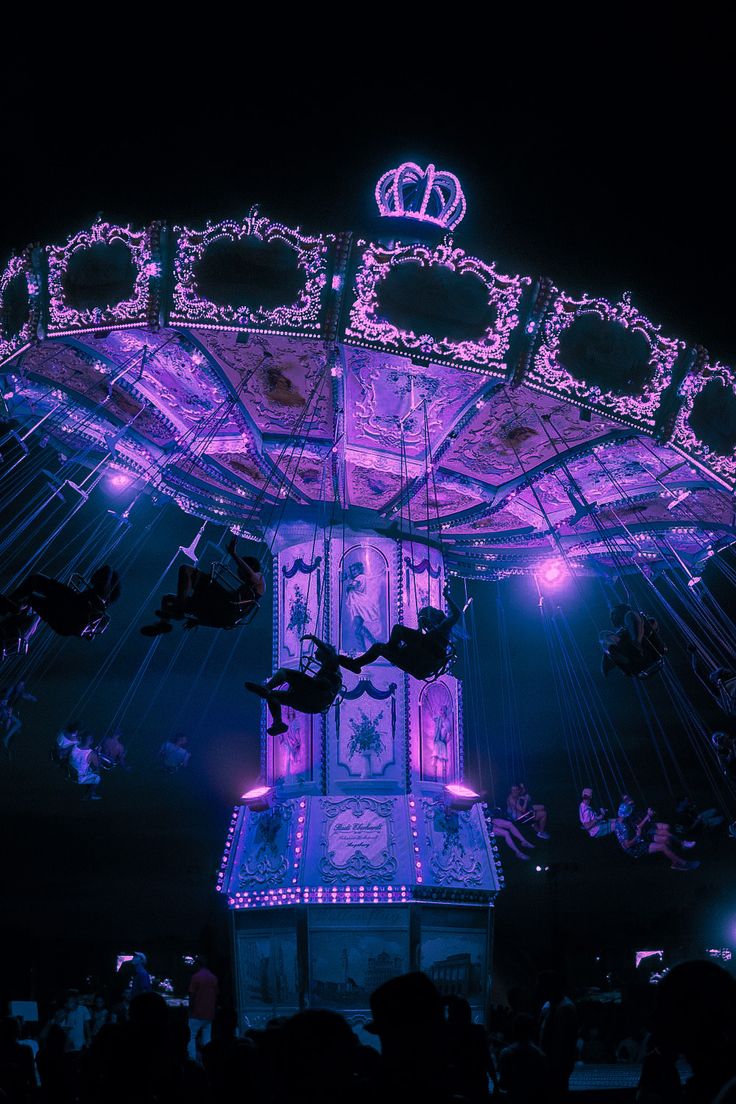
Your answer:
[1,163,735,1027]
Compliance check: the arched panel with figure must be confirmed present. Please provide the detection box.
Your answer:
[339,545,389,657]
[418,679,457,783]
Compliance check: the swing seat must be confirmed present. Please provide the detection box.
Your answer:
[79,614,110,639]
[183,603,260,631]
[425,640,454,680]
[636,657,665,680]
[210,561,243,590]
[93,741,117,771]
[512,810,536,827]
[50,745,75,782]
[286,641,346,711]
[301,651,331,678]
[418,640,456,682]
[68,574,111,639]
[297,656,346,707]
[182,562,261,630]
[0,634,30,661]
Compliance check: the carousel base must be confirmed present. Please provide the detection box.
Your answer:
[231,900,494,1040]
[219,793,503,1036]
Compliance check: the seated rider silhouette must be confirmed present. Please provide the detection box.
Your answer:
[600,603,666,678]
[141,536,265,636]
[0,608,40,658]
[339,583,462,681]
[244,635,343,736]
[0,566,120,639]
[688,646,736,717]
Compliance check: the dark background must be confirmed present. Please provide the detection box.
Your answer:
[1,17,734,1012]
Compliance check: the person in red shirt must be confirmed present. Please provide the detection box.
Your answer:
[188,957,219,1061]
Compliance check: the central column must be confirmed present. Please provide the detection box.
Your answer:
[219,526,503,1036]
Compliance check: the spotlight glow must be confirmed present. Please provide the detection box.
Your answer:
[240,785,275,812]
[108,472,132,489]
[443,782,481,810]
[539,560,566,586]
[241,785,272,801]
[445,783,480,799]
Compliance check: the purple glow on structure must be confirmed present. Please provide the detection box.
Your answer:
[241,785,272,800]
[528,290,683,428]
[226,884,496,910]
[635,949,664,969]
[669,359,736,486]
[539,560,566,586]
[445,783,480,799]
[375,162,467,230]
[347,240,529,370]
[107,471,132,489]
[6,169,734,583]
[47,221,161,335]
[707,947,733,962]
[171,210,331,333]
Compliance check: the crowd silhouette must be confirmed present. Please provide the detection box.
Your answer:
[2,959,736,1103]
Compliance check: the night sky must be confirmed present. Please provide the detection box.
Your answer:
[1,23,734,1008]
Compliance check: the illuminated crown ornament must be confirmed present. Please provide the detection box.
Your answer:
[375,162,466,231]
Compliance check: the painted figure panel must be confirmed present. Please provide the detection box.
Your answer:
[339,545,389,657]
[419,681,456,783]
[344,348,482,456]
[197,332,332,436]
[421,800,485,887]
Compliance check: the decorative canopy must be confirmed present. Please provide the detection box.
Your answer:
[2,169,733,580]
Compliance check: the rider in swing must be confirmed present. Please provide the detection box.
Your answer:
[141,535,264,636]
[0,566,120,639]
[338,582,462,681]
[600,603,667,678]
[244,635,343,736]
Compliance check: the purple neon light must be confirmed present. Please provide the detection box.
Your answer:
[226,884,496,909]
[669,359,736,485]
[171,210,331,333]
[347,240,529,369]
[375,162,467,231]
[241,785,272,800]
[539,559,566,585]
[107,471,133,489]
[5,175,732,574]
[445,783,480,799]
[47,221,160,335]
[528,290,683,427]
